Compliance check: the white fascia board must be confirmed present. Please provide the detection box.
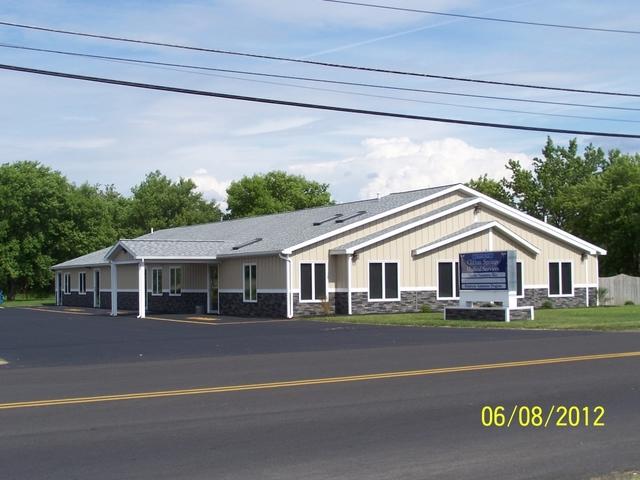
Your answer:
[412,222,541,256]
[329,198,480,255]
[457,185,607,255]
[52,262,109,270]
[281,184,464,255]
[216,250,282,259]
[136,256,218,261]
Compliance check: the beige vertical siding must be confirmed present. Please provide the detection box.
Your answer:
[292,191,471,289]
[219,255,286,290]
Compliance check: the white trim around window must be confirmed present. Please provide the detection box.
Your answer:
[78,272,87,295]
[243,263,257,303]
[367,261,400,302]
[548,260,574,297]
[63,273,71,295]
[299,262,328,303]
[436,260,459,301]
[152,268,163,296]
[169,266,182,296]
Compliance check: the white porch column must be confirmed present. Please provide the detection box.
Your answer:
[110,263,118,316]
[137,261,146,319]
[54,272,60,306]
[347,254,353,315]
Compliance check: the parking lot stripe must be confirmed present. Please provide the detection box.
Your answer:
[0,351,638,411]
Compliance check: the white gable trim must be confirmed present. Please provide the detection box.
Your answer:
[412,221,541,256]
[330,198,480,255]
[104,240,136,262]
[281,184,463,254]
[457,185,606,255]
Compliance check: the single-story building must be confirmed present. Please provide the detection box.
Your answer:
[52,183,605,318]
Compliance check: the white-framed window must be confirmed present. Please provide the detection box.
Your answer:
[516,261,524,298]
[300,263,327,302]
[437,261,459,299]
[63,273,71,295]
[549,261,573,296]
[368,261,399,301]
[152,268,163,296]
[243,264,257,302]
[78,272,87,295]
[170,267,182,296]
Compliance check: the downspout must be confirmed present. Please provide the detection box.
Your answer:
[347,253,353,315]
[585,255,589,307]
[279,253,293,318]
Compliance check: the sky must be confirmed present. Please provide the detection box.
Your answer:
[0,0,639,208]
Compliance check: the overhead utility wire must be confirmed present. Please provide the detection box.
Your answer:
[2,43,638,113]
[86,53,639,124]
[0,63,638,138]
[321,0,640,35]
[0,20,638,98]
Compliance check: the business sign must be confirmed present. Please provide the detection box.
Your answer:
[459,251,515,291]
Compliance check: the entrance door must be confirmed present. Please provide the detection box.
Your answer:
[57,273,62,305]
[94,270,101,308]
[208,264,219,313]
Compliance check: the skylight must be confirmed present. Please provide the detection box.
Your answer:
[335,211,367,223]
[313,214,343,226]
[232,238,263,250]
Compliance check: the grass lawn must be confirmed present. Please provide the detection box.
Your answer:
[1,293,56,308]
[317,305,640,331]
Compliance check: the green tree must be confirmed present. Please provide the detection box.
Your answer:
[561,152,640,275]
[125,171,222,237]
[501,137,606,228]
[225,170,333,219]
[466,174,513,205]
[0,161,72,299]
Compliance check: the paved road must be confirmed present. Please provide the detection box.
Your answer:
[1,308,639,479]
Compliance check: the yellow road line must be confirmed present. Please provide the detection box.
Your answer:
[1,351,638,411]
[0,358,7,366]
[24,307,94,316]
[144,316,298,326]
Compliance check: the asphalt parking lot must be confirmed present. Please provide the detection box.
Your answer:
[1,307,639,479]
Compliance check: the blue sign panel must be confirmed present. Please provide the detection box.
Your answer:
[459,251,509,291]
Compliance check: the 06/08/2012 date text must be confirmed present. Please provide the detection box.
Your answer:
[481,405,605,428]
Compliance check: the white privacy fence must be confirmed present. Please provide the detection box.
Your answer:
[599,274,640,305]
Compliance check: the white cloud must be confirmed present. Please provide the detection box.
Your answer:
[188,168,231,209]
[293,137,531,200]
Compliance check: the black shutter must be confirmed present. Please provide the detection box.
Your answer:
[384,263,398,299]
[301,264,312,300]
[516,262,523,296]
[549,263,560,295]
[369,263,383,299]
[314,264,326,300]
[561,262,572,295]
[438,263,453,298]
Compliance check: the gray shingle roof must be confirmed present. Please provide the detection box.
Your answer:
[53,184,459,267]
[135,184,456,256]
[52,247,112,269]
[332,198,476,252]
[119,239,229,258]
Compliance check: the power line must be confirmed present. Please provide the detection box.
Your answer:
[5,43,636,124]
[0,19,638,98]
[321,0,640,35]
[1,63,638,138]
[3,42,638,114]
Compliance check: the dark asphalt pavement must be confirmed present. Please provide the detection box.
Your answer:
[1,308,639,479]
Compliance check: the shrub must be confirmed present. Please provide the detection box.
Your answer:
[320,300,332,315]
[597,287,611,306]
[624,300,635,306]
[540,300,553,309]
[420,304,432,313]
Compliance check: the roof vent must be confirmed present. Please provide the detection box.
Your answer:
[336,211,367,223]
[232,237,263,250]
[313,213,343,226]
